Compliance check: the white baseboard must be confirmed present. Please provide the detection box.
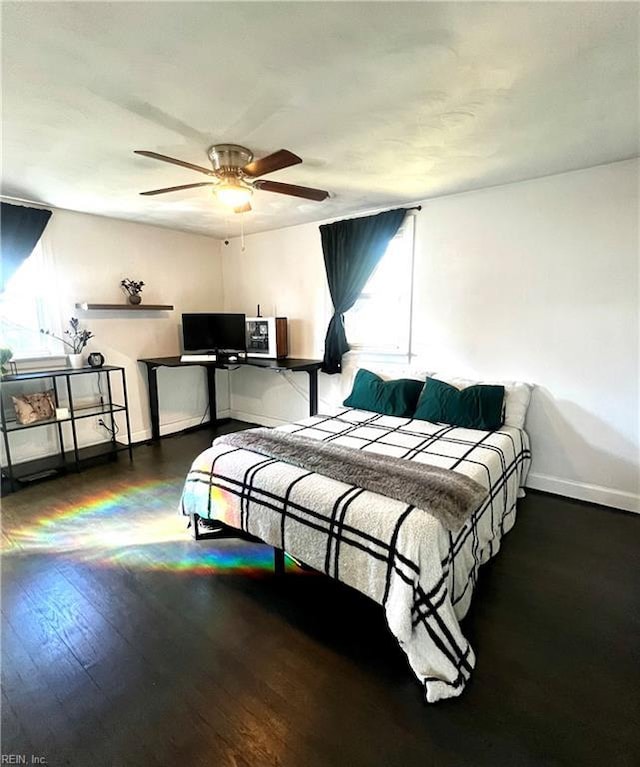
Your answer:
[159,410,232,438]
[131,409,232,443]
[229,409,289,428]
[135,415,640,515]
[0,411,234,467]
[526,472,639,514]
[8,409,635,516]
[226,415,640,515]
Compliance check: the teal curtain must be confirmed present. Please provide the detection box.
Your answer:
[1,203,52,292]
[320,208,407,374]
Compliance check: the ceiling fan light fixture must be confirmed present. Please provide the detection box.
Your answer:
[135,146,329,205]
[215,181,253,209]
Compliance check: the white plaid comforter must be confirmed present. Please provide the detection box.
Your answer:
[180,408,531,702]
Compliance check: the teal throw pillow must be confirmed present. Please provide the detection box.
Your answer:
[343,369,424,418]
[414,377,505,430]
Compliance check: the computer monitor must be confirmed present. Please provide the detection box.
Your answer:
[181,313,247,353]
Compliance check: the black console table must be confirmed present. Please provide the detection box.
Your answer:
[137,356,323,442]
[1,365,133,491]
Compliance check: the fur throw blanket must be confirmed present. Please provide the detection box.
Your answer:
[218,428,488,532]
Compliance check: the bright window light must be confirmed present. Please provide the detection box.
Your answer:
[0,242,62,359]
[345,220,414,354]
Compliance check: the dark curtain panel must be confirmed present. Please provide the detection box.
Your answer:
[1,202,52,291]
[320,207,407,374]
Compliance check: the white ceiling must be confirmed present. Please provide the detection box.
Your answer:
[2,2,638,238]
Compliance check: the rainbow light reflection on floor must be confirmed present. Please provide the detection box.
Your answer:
[2,476,299,576]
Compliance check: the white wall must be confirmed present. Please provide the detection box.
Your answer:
[4,160,637,512]
[221,159,639,512]
[222,222,330,426]
[3,208,227,463]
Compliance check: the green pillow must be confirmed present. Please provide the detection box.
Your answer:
[414,377,505,430]
[343,369,424,417]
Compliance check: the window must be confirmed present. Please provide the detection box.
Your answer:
[344,217,414,354]
[0,242,63,359]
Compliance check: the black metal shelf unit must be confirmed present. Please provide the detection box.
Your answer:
[1,365,133,491]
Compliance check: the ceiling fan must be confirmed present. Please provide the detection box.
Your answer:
[134,144,330,213]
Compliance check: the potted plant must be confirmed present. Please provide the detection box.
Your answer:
[41,318,94,369]
[121,278,145,305]
[0,348,13,376]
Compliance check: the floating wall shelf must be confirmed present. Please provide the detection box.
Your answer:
[75,303,174,311]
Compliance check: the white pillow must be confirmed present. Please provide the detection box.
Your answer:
[431,373,532,429]
[368,364,432,382]
[340,363,431,402]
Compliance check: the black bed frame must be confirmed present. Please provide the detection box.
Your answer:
[189,513,286,575]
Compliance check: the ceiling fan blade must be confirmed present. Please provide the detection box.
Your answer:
[140,182,214,196]
[253,179,329,201]
[243,149,302,177]
[234,202,252,213]
[134,150,215,177]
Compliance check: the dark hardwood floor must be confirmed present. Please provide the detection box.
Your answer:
[2,422,638,767]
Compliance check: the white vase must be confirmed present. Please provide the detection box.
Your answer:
[68,353,84,369]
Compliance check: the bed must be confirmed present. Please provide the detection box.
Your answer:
[180,406,531,702]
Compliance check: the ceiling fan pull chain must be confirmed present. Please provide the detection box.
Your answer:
[240,217,246,252]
